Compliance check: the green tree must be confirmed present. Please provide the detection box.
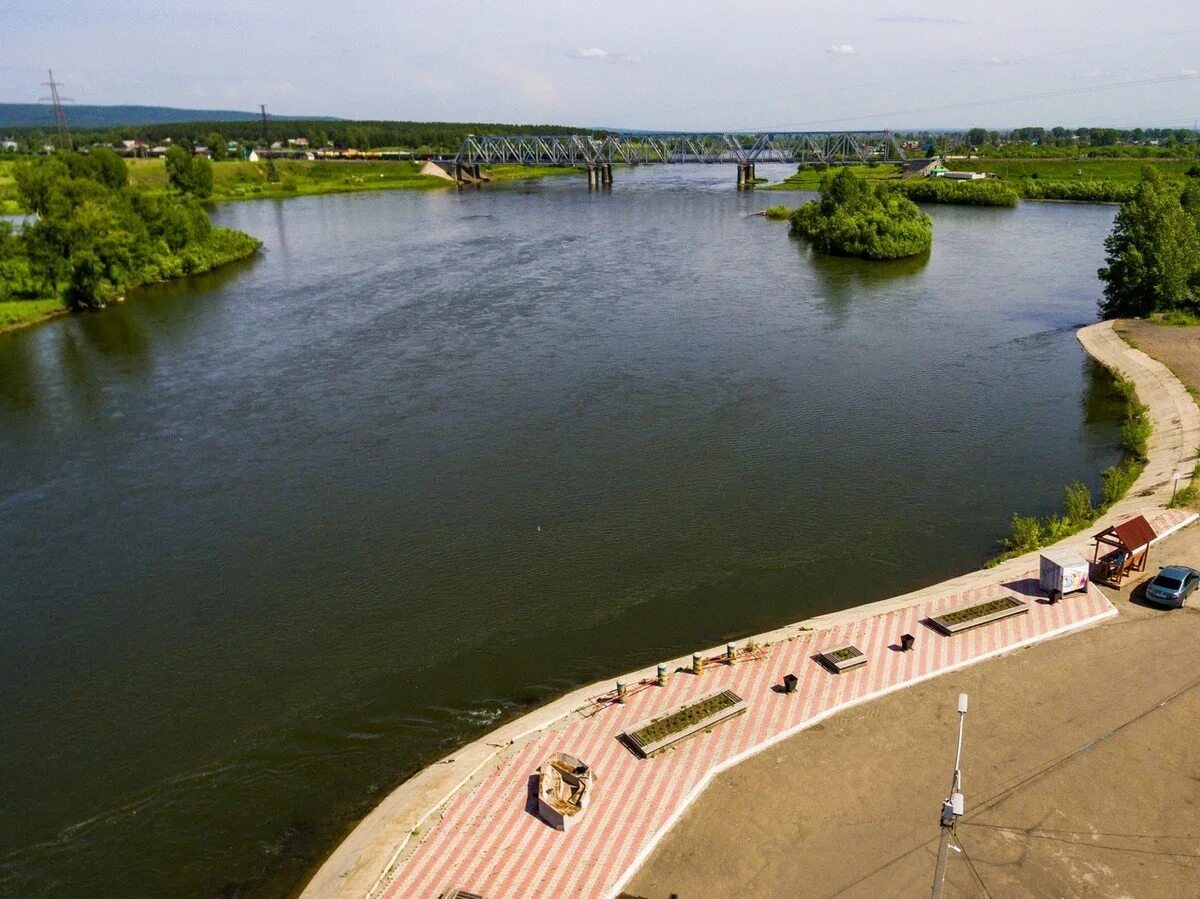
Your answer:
[966,127,989,147]
[206,132,227,161]
[1098,168,1200,318]
[87,147,128,189]
[164,145,213,198]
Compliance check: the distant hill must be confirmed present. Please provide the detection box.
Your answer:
[0,103,338,129]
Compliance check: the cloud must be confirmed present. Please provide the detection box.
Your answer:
[877,15,967,26]
[568,47,642,63]
[826,44,855,55]
[1182,68,1199,76]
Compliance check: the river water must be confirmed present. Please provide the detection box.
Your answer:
[0,166,1124,896]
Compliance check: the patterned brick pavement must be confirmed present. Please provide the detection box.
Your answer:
[384,574,1122,898]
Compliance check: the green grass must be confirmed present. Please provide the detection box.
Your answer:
[762,205,792,220]
[628,692,740,746]
[763,164,901,191]
[0,297,64,331]
[120,158,577,202]
[1169,448,1200,510]
[945,157,1195,185]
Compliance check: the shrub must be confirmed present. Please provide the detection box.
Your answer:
[762,205,791,220]
[879,178,1019,207]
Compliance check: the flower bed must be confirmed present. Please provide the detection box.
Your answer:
[929,596,1029,635]
[817,643,868,673]
[623,690,746,758]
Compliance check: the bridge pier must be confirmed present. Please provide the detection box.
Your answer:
[737,163,757,188]
[587,165,598,190]
[601,163,612,186]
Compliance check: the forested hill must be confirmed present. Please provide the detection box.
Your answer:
[0,103,336,129]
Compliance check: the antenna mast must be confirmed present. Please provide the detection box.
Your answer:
[259,103,280,182]
[40,69,73,150]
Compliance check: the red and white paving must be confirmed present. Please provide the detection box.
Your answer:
[382,571,1136,898]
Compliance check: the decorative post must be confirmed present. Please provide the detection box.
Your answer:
[657,663,669,687]
[726,643,737,665]
[692,653,703,676]
[616,680,628,703]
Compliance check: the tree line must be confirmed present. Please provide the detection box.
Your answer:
[3,119,603,154]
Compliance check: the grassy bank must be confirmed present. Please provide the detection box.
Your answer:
[118,158,576,202]
[764,158,1196,204]
[985,372,1150,567]
[1,228,261,333]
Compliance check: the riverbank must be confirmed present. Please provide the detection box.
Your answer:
[301,319,1199,898]
[120,157,577,202]
[0,227,261,335]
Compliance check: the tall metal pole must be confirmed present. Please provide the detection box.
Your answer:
[41,70,73,150]
[932,693,968,899]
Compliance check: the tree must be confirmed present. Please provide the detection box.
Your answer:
[88,147,128,189]
[1098,168,1200,318]
[966,127,989,147]
[206,132,227,161]
[164,145,213,198]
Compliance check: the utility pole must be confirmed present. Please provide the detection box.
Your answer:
[260,103,279,182]
[41,69,73,150]
[931,693,968,899]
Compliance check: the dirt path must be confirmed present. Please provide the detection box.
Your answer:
[625,523,1200,899]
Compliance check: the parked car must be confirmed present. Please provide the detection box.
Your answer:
[1144,566,1200,608]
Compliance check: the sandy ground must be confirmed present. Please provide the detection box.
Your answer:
[625,523,1200,899]
[1115,320,1200,399]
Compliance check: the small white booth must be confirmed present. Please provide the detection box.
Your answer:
[1039,549,1090,597]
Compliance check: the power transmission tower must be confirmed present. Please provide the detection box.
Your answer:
[260,103,279,182]
[40,69,73,150]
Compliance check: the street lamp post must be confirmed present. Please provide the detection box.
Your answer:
[931,693,968,899]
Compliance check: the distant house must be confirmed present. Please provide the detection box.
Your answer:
[1,139,18,152]
[225,141,240,154]
[246,149,260,162]
[270,141,283,150]
[149,145,169,157]
[287,137,309,148]
[194,145,212,158]
[41,143,55,154]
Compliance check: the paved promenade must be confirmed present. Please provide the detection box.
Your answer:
[384,574,1127,898]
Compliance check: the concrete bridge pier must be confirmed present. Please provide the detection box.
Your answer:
[587,165,598,190]
[601,163,613,186]
[737,163,757,188]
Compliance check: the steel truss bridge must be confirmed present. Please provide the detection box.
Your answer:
[452,131,907,186]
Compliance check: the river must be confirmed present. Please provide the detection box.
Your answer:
[0,166,1124,896]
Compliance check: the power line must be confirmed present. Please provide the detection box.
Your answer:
[749,71,1200,132]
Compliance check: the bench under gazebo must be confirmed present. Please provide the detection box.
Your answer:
[1091,514,1157,586]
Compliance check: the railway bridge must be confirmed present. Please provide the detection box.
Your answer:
[451,131,907,188]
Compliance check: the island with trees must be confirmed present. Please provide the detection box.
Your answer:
[0,148,260,331]
[788,168,932,260]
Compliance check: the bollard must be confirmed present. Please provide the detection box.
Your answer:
[657,663,669,687]
[616,680,627,703]
[692,653,703,676]
[900,633,915,652]
[783,673,798,694]
[726,643,737,665]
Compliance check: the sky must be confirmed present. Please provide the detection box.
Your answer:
[2,0,1198,131]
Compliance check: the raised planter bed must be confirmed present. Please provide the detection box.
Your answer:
[622,689,746,758]
[928,596,1029,635]
[817,643,867,673]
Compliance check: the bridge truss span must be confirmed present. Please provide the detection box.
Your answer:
[452,130,907,187]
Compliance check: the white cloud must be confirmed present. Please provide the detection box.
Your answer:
[1182,68,1199,76]
[568,47,642,63]
[826,44,855,55]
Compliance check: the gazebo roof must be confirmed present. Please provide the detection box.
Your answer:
[1094,514,1157,551]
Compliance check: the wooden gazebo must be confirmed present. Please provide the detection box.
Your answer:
[1091,514,1157,586]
